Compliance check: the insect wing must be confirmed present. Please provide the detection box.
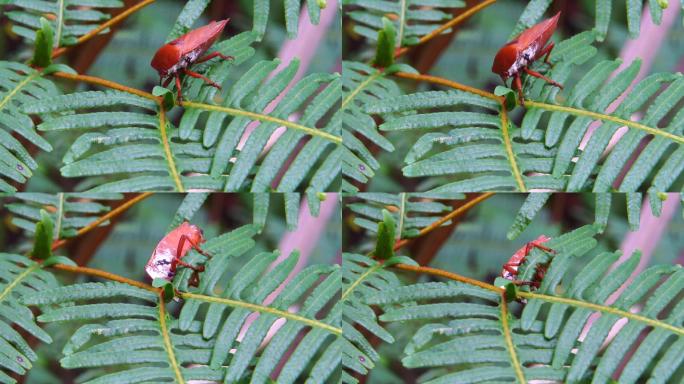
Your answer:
[146,245,177,280]
[515,12,560,53]
[171,19,229,56]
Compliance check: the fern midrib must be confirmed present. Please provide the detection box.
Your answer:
[397,0,408,48]
[55,0,65,47]
[0,72,39,112]
[500,298,526,383]
[342,263,383,302]
[395,263,684,337]
[342,70,383,111]
[397,193,406,240]
[500,109,526,191]
[181,101,342,144]
[181,292,341,335]
[158,298,185,384]
[526,101,684,145]
[519,291,684,337]
[55,193,64,240]
[0,263,40,303]
[158,108,185,192]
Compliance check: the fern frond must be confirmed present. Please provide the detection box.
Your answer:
[366,225,684,382]
[368,32,598,193]
[2,0,123,46]
[514,0,671,41]
[517,228,684,383]
[0,61,59,193]
[21,282,224,384]
[371,29,684,193]
[174,227,341,383]
[347,192,464,239]
[342,62,409,192]
[364,278,565,383]
[0,253,57,383]
[167,0,325,42]
[345,0,466,47]
[252,192,326,231]
[523,55,684,193]
[508,192,661,239]
[178,56,341,193]
[254,0,326,40]
[5,193,121,239]
[341,253,413,382]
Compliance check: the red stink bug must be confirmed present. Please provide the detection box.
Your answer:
[501,235,555,288]
[492,12,563,105]
[151,19,234,101]
[145,221,211,287]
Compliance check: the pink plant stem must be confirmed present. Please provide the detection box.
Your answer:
[612,194,680,285]
[273,193,340,283]
[237,194,339,341]
[579,4,680,151]
[236,0,339,151]
[579,194,680,342]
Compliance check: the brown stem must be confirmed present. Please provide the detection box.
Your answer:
[394,0,498,58]
[393,263,501,293]
[393,192,494,251]
[52,263,157,292]
[68,193,147,266]
[51,0,157,59]
[409,0,482,73]
[51,192,154,251]
[52,71,159,101]
[409,193,486,266]
[393,71,501,102]
[65,0,145,73]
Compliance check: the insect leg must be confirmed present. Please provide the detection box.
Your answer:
[177,258,205,272]
[523,67,563,89]
[176,234,212,259]
[539,42,556,64]
[513,73,524,106]
[162,76,173,88]
[195,51,234,64]
[183,69,221,89]
[175,74,183,101]
[530,242,556,254]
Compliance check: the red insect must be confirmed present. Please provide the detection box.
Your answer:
[501,235,555,288]
[492,12,563,105]
[151,19,234,101]
[145,221,211,287]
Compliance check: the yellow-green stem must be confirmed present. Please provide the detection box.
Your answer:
[158,297,185,384]
[342,263,384,301]
[158,108,184,192]
[500,294,526,383]
[181,292,342,335]
[500,106,526,191]
[525,100,684,145]
[181,101,342,144]
[0,264,41,302]
[342,70,383,110]
[518,291,684,337]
